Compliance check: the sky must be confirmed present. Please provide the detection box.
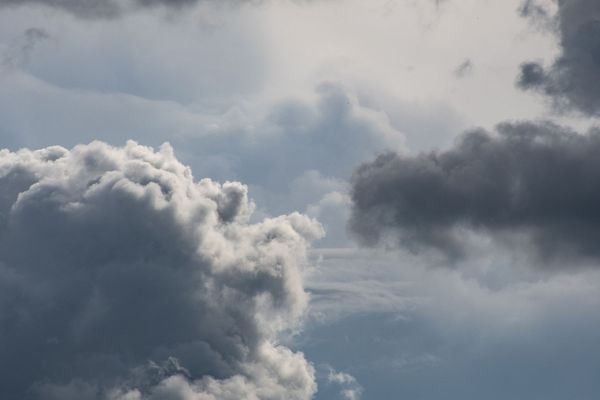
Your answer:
[1,0,600,399]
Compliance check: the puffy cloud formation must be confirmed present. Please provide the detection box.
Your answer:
[326,369,362,400]
[349,121,600,262]
[517,0,600,115]
[184,82,405,189]
[0,141,323,399]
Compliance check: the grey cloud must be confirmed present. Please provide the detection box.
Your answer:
[21,27,48,51]
[0,0,235,19]
[0,141,323,399]
[1,0,123,18]
[0,74,405,247]
[180,82,405,208]
[453,59,473,78]
[1,27,49,70]
[518,0,554,22]
[518,61,547,88]
[518,0,600,115]
[349,121,600,262]
[1,8,268,106]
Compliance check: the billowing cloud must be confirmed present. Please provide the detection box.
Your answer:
[0,141,323,399]
[349,121,600,262]
[517,0,600,115]
[204,82,404,179]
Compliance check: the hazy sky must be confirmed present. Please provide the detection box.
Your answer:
[2,1,600,399]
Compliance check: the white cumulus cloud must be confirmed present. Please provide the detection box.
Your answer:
[0,140,323,399]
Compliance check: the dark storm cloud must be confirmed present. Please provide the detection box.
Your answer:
[517,0,600,115]
[350,121,600,262]
[0,141,322,399]
[0,0,246,18]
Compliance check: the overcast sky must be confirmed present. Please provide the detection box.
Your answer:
[2,1,600,399]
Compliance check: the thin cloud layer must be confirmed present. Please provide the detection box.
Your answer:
[0,141,323,399]
[518,0,600,115]
[349,121,600,262]
[0,0,238,19]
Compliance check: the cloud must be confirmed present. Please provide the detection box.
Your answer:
[303,248,600,400]
[0,60,404,246]
[326,368,362,400]
[349,121,600,263]
[453,59,473,78]
[517,0,600,115]
[0,0,247,19]
[0,69,405,184]
[1,27,49,70]
[0,140,323,399]
[180,82,405,204]
[518,0,555,24]
[307,364,363,400]
[0,8,269,107]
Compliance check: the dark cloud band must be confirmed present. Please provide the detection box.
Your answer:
[0,0,236,18]
[350,122,600,262]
